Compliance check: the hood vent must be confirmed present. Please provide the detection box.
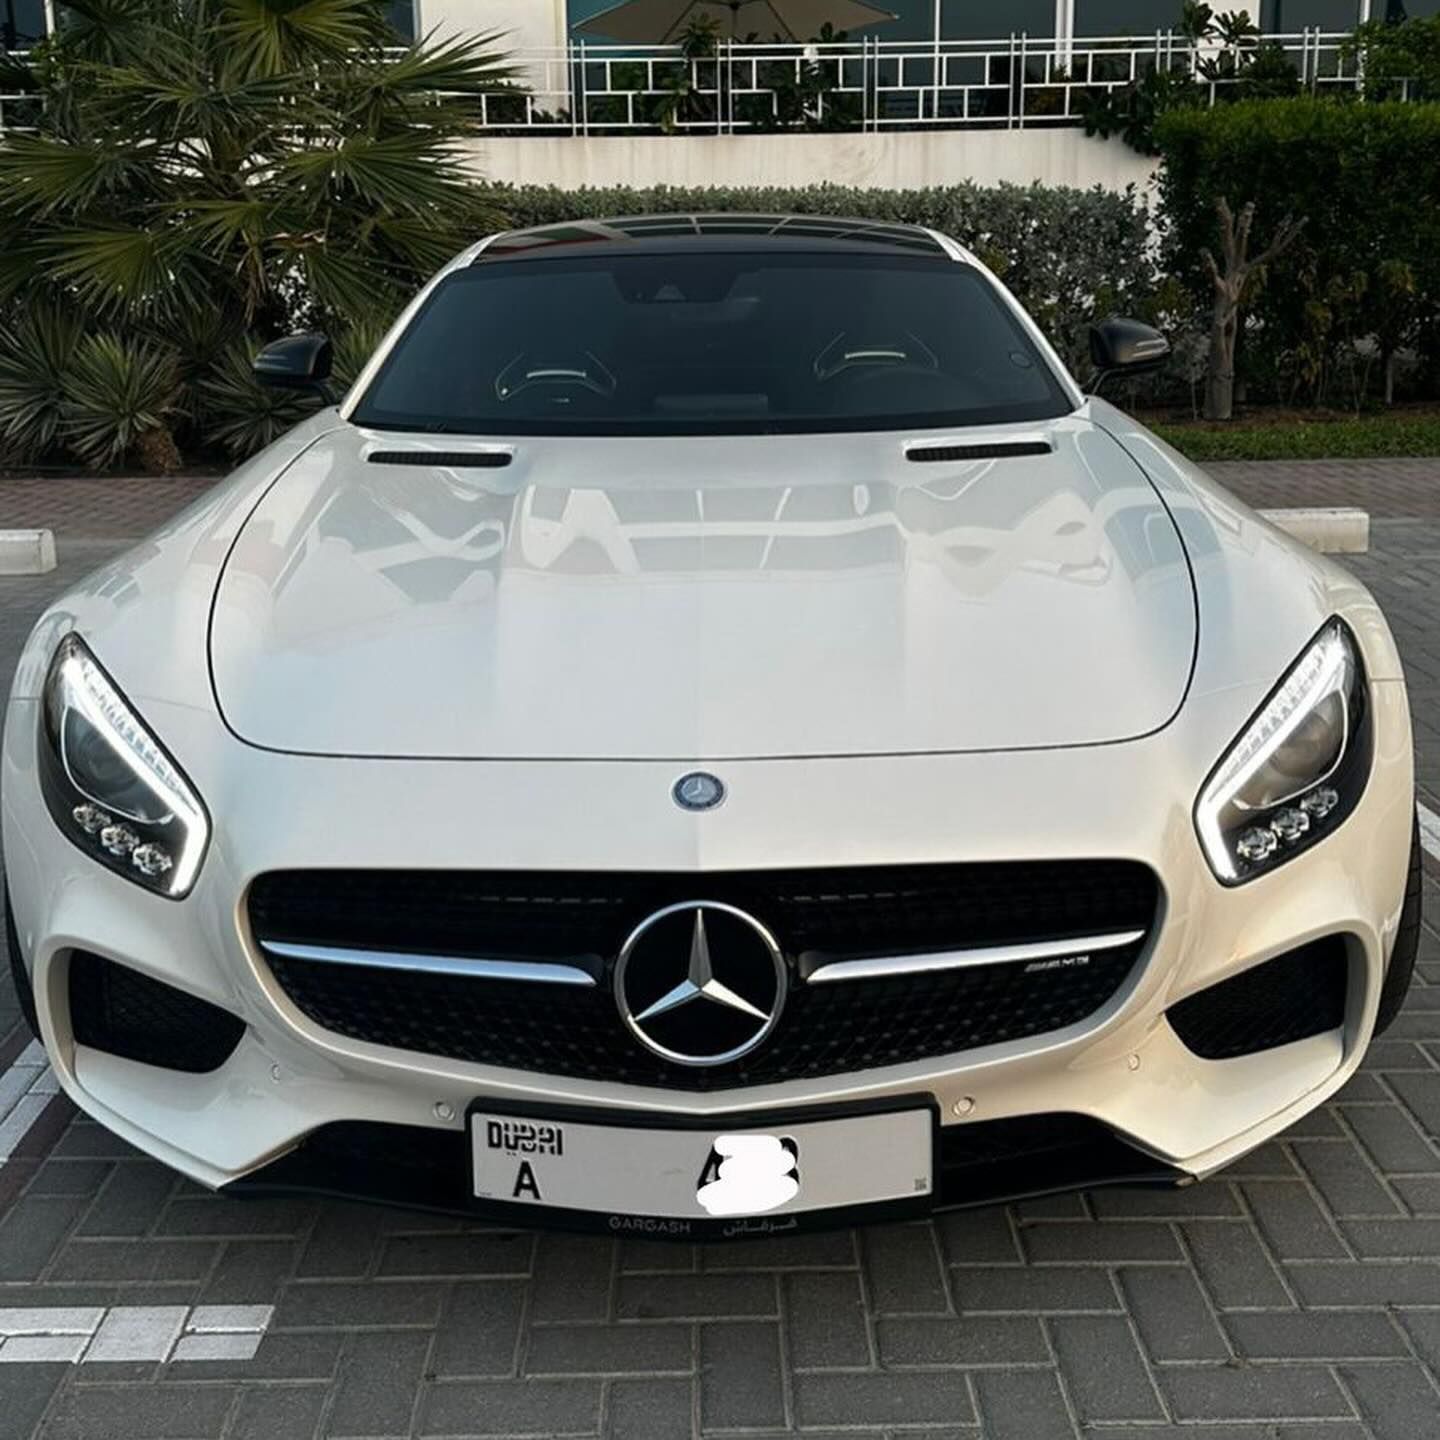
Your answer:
[907,440,1053,463]
[367,450,512,468]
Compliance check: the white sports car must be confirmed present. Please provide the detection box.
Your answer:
[2,216,1420,1238]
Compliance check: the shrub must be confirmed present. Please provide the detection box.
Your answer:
[1154,98,1440,408]
[483,182,1161,377]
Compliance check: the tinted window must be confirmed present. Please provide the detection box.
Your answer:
[352,251,1072,436]
[1075,0,1186,33]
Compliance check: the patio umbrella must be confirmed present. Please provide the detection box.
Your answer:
[574,0,896,44]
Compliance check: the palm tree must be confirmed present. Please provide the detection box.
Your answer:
[0,0,513,469]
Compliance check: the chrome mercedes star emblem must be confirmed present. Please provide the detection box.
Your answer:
[673,771,725,811]
[614,901,786,1066]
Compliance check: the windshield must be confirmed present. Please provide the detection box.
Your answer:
[350,251,1073,437]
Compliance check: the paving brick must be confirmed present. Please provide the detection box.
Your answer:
[25,1159,112,1199]
[328,1329,431,1437]
[293,1203,387,1280]
[1225,1308,1406,1359]
[876,1314,1045,1366]
[0,1361,67,1440]
[74,1164,175,1238]
[792,1369,975,1428]
[1088,1183,1242,1218]
[227,1384,328,1440]
[605,1378,692,1439]
[1340,1365,1440,1440]
[1344,1104,1440,1174]
[973,1369,1076,1440]
[782,1271,870,1369]
[196,1240,298,1306]
[1118,1266,1228,1361]
[374,1231,533,1279]
[937,1207,1020,1264]
[1022,1220,1181,1264]
[701,1229,855,1269]
[1341,1217,1440,1258]
[154,1196,317,1239]
[616,1272,776,1321]
[429,1281,526,1378]
[861,1223,949,1313]
[42,1382,238,1439]
[273,1281,443,1330]
[1160,1364,1353,1422]
[0,1195,89,1282]
[526,1323,691,1376]
[1292,1140,1403,1216]
[1240,1181,1349,1259]
[1286,1260,1440,1306]
[1047,1315,1163,1422]
[700,1322,784,1430]
[1390,1071,1440,1136]
[949,1265,1121,1313]
[419,1378,602,1437]
[529,1236,613,1322]
[1182,1221,1293,1309]
[48,1237,218,1285]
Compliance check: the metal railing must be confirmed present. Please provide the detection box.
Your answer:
[0,30,1380,138]
[477,29,1363,135]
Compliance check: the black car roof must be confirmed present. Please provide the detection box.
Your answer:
[474,214,954,262]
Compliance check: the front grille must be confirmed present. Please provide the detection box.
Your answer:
[1167,936,1350,1060]
[69,952,246,1073]
[251,861,1157,1090]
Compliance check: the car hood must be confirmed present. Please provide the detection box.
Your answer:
[209,419,1196,759]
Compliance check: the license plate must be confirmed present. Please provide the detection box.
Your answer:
[470,1107,933,1228]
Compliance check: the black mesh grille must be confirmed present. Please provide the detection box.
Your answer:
[1167,936,1349,1061]
[69,952,246,1074]
[251,862,1156,1090]
[907,441,1052,463]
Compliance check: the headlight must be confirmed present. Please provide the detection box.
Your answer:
[39,635,209,898]
[1195,620,1371,885]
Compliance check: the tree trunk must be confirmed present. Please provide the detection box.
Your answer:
[1383,349,1396,406]
[134,424,182,476]
[1204,297,1235,420]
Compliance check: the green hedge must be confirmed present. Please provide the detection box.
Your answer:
[1154,98,1440,408]
[483,182,1160,377]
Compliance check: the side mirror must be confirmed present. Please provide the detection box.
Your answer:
[1087,317,1170,392]
[253,334,334,400]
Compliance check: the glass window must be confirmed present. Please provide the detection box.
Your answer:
[1259,0,1362,27]
[353,250,1072,437]
[941,0,1054,39]
[1075,0,1187,33]
[1,0,47,47]
[385,0,416,42]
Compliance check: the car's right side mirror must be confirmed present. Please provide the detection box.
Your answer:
[253,334,334,398]
[1087,317,1170,392]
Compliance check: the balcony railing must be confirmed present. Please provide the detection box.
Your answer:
[474,29,1362,135]
[0,29,1383,138]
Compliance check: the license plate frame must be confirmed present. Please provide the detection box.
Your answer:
[467,1096,939,1240]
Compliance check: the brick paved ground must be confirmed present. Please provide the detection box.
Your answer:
[0,462,1438,1439]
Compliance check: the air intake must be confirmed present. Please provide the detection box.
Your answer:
[907,440,1053,463]
[366,450,512,468]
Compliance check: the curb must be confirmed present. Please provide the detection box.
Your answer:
[1259,507,1369,554]
[0,530,57,576]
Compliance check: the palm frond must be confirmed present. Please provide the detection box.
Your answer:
[41,225,211,318]
[220,0,388,79]
[198,341,317,457]
[60,331,183,470]
[0,136,156,217]
[276,131,478,214]
[0,306,85,461]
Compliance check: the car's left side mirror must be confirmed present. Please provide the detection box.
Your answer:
[1087,317,1170,392]
[253,334,334,400]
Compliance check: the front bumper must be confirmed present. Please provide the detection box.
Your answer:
[1,675,1415,1228]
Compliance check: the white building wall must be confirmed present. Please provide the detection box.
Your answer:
[463,128,1158,194]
